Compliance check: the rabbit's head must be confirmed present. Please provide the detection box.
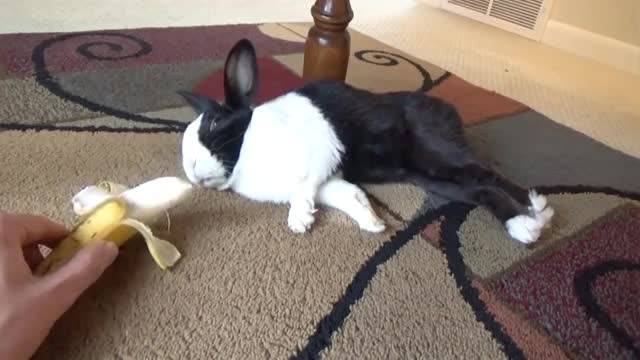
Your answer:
[178,39,258,189]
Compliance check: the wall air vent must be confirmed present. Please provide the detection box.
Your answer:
[441,0,554,40]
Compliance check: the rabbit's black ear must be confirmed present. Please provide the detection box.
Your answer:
[177,90,222,114]
[223,39,258,110]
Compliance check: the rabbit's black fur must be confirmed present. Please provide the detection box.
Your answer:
[297,80,533,221]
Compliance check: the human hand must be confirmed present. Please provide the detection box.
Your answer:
[0,212,118,360]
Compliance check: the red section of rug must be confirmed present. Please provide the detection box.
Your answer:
[488,205,640,359]
[192,57,305,105]
[427,75,527,126]
[472,279,570,359]
[0,24,304,78]
[591,269,640,346]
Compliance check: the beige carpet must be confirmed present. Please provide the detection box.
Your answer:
[0,130,423,359]
[5,129,512,359]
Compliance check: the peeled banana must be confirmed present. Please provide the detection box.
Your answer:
[34,177,193,276]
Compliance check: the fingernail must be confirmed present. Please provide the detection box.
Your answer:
[95,241,119,260]
[102,243,119,270]
[103,241,119,256]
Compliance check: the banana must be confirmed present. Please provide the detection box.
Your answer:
[34,177,193,276]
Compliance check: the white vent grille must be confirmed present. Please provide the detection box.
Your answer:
[448,0,490,13]
[440,0,554,40]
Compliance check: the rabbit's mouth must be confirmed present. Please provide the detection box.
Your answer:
[200,175,228,189]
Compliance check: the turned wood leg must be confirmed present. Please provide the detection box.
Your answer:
[303,0,354,82]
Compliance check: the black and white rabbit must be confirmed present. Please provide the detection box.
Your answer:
[178,39,554,244]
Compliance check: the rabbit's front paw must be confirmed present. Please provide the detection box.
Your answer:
[353,190,386,233]
[288,206,316,234]
[358,213,386,233]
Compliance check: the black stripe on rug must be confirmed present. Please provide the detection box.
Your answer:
[293,185,640,360]
[0,123,183,133]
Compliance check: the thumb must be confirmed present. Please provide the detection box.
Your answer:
[37,241,118,315]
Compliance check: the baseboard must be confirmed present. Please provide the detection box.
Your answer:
[416,0,443,7]
[541,20,640,75]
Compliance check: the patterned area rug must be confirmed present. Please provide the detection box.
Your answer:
[1,23,639,359]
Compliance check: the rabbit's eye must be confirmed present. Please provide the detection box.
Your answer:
[209,121,217,132]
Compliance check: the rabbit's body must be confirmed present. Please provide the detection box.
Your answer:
[227,92,344,203]
[179,39,554,243]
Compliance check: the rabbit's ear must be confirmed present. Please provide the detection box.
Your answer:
[177,90,222,114]
[224,39,258,110]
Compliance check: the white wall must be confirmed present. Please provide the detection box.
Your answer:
[550,0,640,46]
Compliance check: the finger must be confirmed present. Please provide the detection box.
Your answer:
[4,213,68,246]
[23,244,50,270]
[35,241,118,315]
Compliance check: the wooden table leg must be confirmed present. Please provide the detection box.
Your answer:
[302,0,354,82]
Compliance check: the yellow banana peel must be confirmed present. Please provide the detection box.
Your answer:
[35,177,193,276]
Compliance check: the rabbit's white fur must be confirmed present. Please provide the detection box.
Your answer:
[182,92,386,233]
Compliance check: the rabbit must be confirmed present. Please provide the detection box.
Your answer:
[177,38,554,244]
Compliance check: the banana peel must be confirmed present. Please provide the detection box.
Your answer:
[34,177,193,276]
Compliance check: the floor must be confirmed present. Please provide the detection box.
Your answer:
[2,0,639,158]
